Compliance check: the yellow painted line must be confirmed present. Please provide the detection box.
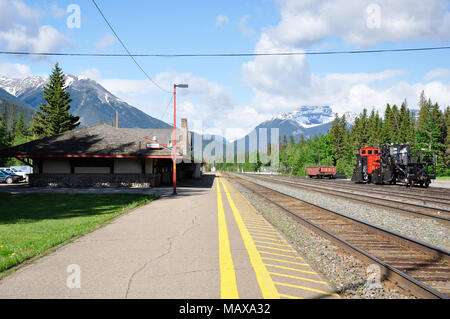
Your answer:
[216,178,239,299]
[245,225,275,231]
[256,245,297,252]
[259,251,303,260]
[262,257,308,266]
[264,264,318,275]
[273,281,339,297]
[254,240,291,247]
[244,221,270,227]
[220,178,279,299]
[279,293,303,299]
[243,217,268,222]
[252,235,286,242]
[242,218,266,223]
[247,230,281,239]
[244,222,273,228]
[246,227,280,234]
[269,272,329,285]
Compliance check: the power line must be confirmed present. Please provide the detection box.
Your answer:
[159,94,174,122]
[91,0,171,93]
[1,45,450,58]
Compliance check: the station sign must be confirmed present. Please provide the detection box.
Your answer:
[146,142,162,149]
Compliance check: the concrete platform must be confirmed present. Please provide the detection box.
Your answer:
[0,173,338,299]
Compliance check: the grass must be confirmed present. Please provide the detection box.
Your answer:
[0,193,158,274]
[436,176,450,180]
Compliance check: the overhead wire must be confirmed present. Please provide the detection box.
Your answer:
[91,0,171,93]
[1,46,449,58]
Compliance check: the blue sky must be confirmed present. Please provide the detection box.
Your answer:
[0,0,449,140]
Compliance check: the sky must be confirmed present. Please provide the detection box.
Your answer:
[0,0,449,140]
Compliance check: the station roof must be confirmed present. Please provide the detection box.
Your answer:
[0,124,189,160]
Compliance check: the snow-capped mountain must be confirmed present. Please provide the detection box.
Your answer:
[273,106,335,128]
[0,75,45,97]
[0,74,170,129]
[272,105,357,128]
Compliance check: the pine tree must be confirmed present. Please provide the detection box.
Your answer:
[31,63,80,138]
[381,104,394,144]
[0,118,9,166]
[416,96,445,174]
[367,110,382,147]
[444,106,450,175]
[398,100,412,144]
[289,135,295,146]
[15,114,28,137]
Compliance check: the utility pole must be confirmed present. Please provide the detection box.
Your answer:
[172,83,188,195]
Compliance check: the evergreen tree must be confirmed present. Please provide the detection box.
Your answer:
[289,135,295,146]
[416,97,445,174]
[0,118,9,166]
[444,106,450,175]
[398,100,413,144]
[380,104,394,144]
[31,63,80,138]
[329,114,347,167]
[15,113,28,137]
[367,110,382,146]
[390,104,400,143]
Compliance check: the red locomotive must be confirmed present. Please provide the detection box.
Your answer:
[351,144,435,187]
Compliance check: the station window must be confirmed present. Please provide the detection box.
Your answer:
[368,150,372,154]
[362,150,366,155]
[374,150,379,154]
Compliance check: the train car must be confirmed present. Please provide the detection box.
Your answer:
[306,166,337,179]
[351,144,435,187]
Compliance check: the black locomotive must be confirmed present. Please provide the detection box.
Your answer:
[351,144,435,187]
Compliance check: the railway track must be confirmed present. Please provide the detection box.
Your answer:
[225,173,450,299]
[302,177,450,201]
[242,174,450,224]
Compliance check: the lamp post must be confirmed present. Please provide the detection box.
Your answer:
[173,83,188,195]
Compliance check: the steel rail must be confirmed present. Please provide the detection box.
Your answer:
[225,173,450,299]
[245,174,450,224]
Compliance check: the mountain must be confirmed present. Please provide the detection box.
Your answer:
[273,105,335,128]
[0,75,171,129]
[0,87,36,125]
[223,106,357,155]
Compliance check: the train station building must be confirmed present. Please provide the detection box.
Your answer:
[0,119,202,188]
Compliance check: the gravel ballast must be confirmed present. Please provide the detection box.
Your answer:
[229,179,412,299]
[237,173,450,251]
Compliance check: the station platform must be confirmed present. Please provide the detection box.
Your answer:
[0,173,338,299]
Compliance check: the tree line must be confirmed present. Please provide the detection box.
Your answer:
[219,92,449,177]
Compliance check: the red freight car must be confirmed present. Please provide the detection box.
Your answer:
[306,166,337,179]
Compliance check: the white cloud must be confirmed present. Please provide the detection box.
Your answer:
[0,62,32,78]
[50,3,66,19]
[80,68,102,81]
[215,14,229,28]
[238,0,450,126]
[93,34,117,50]
[238,15,255,37]
[0,0,72,52]
[424,68,450,81]
[268,0,450,48]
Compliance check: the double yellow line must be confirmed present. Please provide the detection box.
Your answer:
[216,176,279,299]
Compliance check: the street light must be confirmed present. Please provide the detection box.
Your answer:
[173,83,188,195]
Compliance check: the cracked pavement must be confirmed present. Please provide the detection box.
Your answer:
[0,181,224,299]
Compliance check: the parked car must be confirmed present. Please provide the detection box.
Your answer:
[7,167,28,181]
[0,170,23,184]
